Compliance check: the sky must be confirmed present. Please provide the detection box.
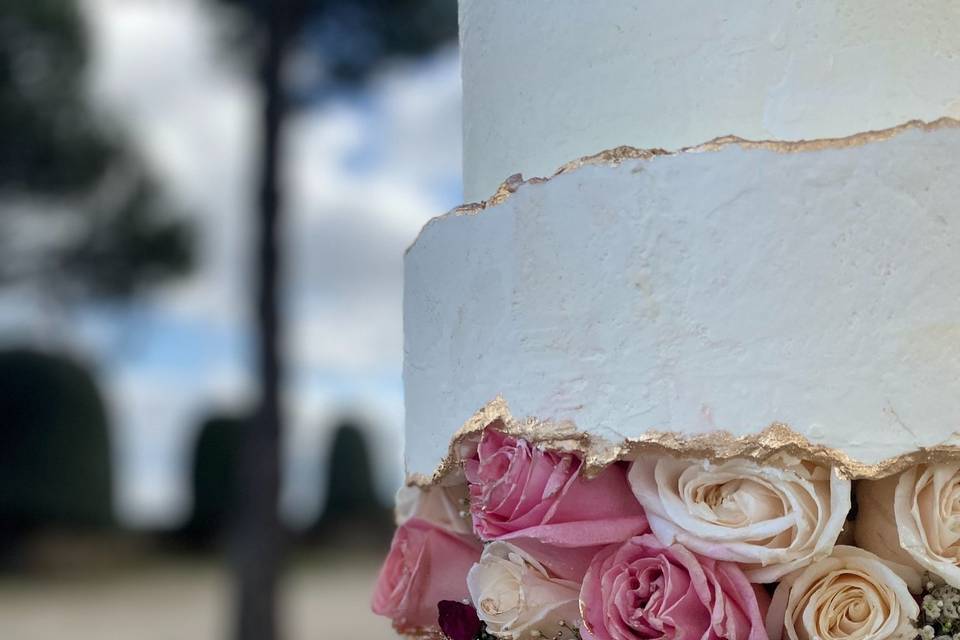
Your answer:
[21,0,463,527]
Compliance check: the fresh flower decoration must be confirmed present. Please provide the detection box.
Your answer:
[915,578,960,639]
[579,533,769,640]
[467,540,584,639]
[857,464,960,589]
[372,517,482,632]
[396,474,473,535]
[437,600,485,640]
[372,426,960,640]
[464,428,647,547]
[765,545,921,640]
[438,600,583,640]
[628,454,851,582]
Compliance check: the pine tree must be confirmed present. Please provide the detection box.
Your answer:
[208,1,456,638]
[0,0,193,299]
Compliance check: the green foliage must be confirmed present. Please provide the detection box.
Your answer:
[59,174,194,298]
[0,0,106,192]
[0,0,193,299]
[0,349,113,529]
[215,0,457,87]
[476,624,500,640]
[319,420,382,522]
[182,414,245,542]
[315,419,391,545]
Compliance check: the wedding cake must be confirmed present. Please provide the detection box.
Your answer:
[374,3,960,640]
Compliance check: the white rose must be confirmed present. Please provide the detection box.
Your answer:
[628,454,851,582]
[766,545,921,640]
[467,541,581,639]
[395,478,473,535]
[856,463,960,588]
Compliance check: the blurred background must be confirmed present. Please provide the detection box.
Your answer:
[0,0,459,637]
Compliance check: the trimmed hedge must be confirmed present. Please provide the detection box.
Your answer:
[0,348,113,529]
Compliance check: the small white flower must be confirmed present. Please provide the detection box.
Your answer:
[925,594,944,620]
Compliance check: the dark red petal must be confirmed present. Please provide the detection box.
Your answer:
[437,600,481,640]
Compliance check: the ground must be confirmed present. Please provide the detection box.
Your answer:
[0,551,395,639]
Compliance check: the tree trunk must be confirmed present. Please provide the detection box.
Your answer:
[231,1,290,639]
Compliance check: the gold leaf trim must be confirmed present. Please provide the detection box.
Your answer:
[406,396,960,487]
[393,624,444,639]
[407,117,960,255]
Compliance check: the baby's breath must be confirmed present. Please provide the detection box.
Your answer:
[916,576,960,639]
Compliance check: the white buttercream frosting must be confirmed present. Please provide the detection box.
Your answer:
[404,124,960,477]
[460,0,960,200]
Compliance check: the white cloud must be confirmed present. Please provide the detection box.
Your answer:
[84,0,257,325]
[73,0,461,524]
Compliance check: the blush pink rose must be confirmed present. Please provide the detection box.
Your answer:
[509,536,606,582]
[464,428,648,546]
[580,534,769,640]
[371,517,482,632]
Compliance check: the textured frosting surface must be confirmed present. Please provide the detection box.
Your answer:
[460,0,960,200]
[404,124,960,478]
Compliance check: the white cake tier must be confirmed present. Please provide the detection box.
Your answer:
[460,0,960,201]
[404,121,960,480]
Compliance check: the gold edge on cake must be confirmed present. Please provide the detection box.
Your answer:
[405,116,960,256]
[394,624,446,639]
[406,395,960,488]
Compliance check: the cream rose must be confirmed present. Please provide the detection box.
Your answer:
[765,545,921,640]
[628,454,851,582]
[467,541,582,638]
[856,463,960,588]
[395,477,473,535]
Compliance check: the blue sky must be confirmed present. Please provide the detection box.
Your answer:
[1,0,463,528]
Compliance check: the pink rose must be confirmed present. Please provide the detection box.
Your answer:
[371,518,482,633]
[464,428,648,546]
[580,534,769,640]
[510,536,605,582]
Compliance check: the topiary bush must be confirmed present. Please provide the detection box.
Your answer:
[179,414,245,545]
[314,418,392,546]
[0,348,113,531]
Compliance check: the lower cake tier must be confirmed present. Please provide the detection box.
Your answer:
[374,419,960,640]
[405,119,960,482]
[386,119,960,639]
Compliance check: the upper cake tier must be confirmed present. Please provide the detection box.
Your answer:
[405,121,960,480]
[460,0,960,200]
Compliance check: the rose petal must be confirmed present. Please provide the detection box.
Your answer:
[437,600,482,640]
[468,428,647,547]
[371,518,482,631]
